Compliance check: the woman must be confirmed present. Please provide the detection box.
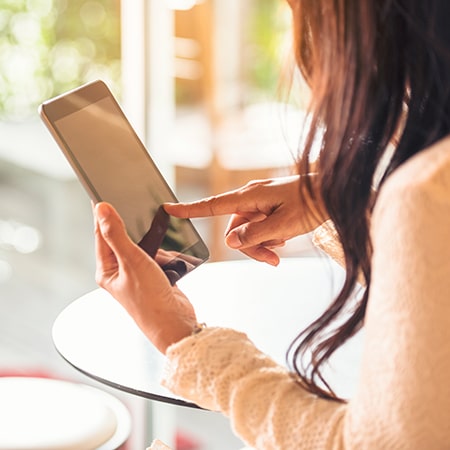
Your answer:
[94,0,450,448]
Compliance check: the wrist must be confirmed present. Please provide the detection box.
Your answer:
[191,322,207,335]
[300,173,329,227]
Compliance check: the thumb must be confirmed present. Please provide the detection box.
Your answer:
[225,213,286,250]
[95,202,138,263]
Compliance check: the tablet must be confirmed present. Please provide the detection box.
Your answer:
[39,80,209,284]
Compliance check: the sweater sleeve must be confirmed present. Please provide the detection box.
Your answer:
[162,144,450,450]
[162,328,347,449]
[312,220,345,268]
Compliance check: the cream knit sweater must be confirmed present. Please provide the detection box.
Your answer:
[162,137,450,449]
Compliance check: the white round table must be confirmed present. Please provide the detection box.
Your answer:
[52,257,362,407]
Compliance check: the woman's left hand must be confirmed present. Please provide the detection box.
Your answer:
[93,202,197,354]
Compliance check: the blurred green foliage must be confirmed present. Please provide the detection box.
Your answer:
[244,0,290,100]
[0,0,121,120]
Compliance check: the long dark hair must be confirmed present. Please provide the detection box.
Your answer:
[287,0,450,400]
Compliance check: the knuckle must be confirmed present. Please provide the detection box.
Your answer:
[244,178,271,190]
[100,225,113,240]
[197,195,220,216]
[206,196,221,215]
[236,224,254,246]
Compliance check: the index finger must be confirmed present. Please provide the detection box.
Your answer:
[164,190,245,219]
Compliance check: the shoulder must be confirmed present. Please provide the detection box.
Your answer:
[374,136,450,225]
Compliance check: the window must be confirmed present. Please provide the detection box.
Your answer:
[0,2,306,446]
[0,0,121,387]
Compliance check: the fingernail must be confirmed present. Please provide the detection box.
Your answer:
[96,203,110,222]
[226,232,242,249]
[267,255,280,267]
[163,203,175,214]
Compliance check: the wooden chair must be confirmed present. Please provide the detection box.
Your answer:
[168,102,303,260]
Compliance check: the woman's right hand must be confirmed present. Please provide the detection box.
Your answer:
[164,175,326,266]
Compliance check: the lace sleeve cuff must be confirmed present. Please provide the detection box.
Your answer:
[161,327,280,412]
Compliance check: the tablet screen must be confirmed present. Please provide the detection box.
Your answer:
[40,81,209,283]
